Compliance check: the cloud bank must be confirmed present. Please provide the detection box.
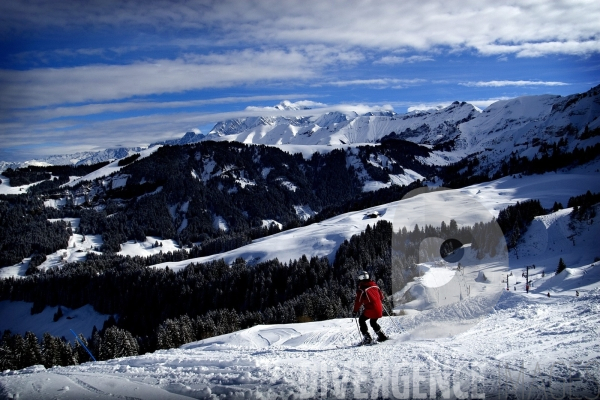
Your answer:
[2,1,599,57]
[462,80,570,88]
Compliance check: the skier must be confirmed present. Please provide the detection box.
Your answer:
[353,271,388,344]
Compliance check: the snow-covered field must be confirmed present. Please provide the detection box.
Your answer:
[118,236,182,258]
[0,218,103,280]
[0,302,108,340]
[0,175,45,195]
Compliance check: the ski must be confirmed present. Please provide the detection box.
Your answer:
[355,337,391,346]
[355,341,378,346]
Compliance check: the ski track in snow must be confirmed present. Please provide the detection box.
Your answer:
[2,289,599,399]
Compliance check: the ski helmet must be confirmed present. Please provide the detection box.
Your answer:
[358,271,369,281]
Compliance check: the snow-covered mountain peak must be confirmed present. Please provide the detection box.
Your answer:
[482,94,558,120]
[313,110,356,126]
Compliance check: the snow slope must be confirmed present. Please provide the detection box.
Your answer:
[1,276,598,398]
[0,218,103,279]
[0,147,161,196]
[0,147,146,173]
[118,236,182,258]
[0,302,109,340]
[0,174,49,195]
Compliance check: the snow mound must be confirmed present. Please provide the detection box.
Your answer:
[475,270,490,283]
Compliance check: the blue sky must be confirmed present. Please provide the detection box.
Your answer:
[1,0,599,162]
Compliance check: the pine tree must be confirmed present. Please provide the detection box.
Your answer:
[89,328,102,360]
[23,331,43,367]
[11,333,27,370]
[0,331,16,370]
[556,258,567,275]
[42,333,60,368]
[99,326,138,360]
[58,339,76,366]
[53,306,64,322]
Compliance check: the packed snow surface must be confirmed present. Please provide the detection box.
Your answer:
[1,283,598,398]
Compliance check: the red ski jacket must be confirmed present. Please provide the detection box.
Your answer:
[353,280,384,319]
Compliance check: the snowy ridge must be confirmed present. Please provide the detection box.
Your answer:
[3,86,599,177]
[0,147,145,172]
[149,131,205,147]
[207,101,478,149]
[63,146,161,188]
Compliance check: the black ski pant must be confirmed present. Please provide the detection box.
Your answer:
[358,314,381,334]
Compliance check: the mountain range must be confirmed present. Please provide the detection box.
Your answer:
[2,84,599,177]
[207,85,600,172]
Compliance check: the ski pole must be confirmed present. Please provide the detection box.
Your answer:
[354,316,362,339]
[382,305,403,334]
[350,305,362,340]
[70,329,97,362]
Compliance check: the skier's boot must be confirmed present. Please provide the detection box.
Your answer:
[375,329,389,342]
[362,332,373,345]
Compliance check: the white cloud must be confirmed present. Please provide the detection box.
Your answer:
[326,78,426,87]
[9,94,322,120]
[0,51,317,109]
[245,100,328,111]
[462,80,569,87]
[479,40,600,58]
[407,104,450,112]
[374,55,434,65]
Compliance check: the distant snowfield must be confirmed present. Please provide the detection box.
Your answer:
[0,218,103,280]
[150,159,600,271]
[0,301,109,340]
[0,146,160,195]
[0,174,45,195]
[118,236,182,258]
